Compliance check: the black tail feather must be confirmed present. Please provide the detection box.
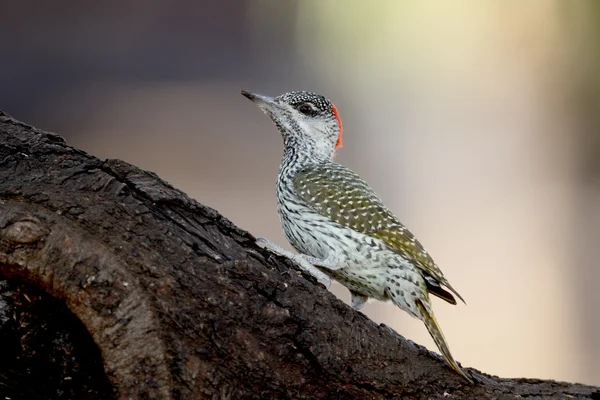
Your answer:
[425,279,457,305]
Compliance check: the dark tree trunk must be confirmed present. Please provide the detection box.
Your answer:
[0,111,597,399]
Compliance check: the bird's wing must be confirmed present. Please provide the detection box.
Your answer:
[293,163,464,304]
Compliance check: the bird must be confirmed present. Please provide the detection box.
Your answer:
[241,89,472,383]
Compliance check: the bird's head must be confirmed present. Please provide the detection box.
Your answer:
[242,90,343,159]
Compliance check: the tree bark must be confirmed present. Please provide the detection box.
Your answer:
[0,111,597,400]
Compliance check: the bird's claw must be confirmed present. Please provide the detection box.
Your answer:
[256,237,287,256]
[255,237,269,247]
[316,273,332,289]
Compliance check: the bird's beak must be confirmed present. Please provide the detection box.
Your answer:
[241,90,280,113]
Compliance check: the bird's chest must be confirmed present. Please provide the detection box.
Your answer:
[276,184,386,270]
[276,187,331,256]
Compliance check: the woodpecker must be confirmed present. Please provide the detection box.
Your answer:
[242,89,472,383]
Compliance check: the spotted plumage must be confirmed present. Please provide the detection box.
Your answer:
[242,89,472,383]
[293,163,465,305]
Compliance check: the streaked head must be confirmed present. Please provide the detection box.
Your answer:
[242,90,343,159]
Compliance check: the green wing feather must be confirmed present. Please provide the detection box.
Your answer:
[293,163,465,304]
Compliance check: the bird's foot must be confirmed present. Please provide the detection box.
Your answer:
[350,290,369,311]
[256,237,339,288]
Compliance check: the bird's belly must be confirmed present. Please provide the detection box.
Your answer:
[281,209,375,265]
[280,206,392,298]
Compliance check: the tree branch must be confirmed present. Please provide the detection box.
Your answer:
[0,111,597,399]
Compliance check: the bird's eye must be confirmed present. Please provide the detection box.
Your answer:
[298,103,314,115]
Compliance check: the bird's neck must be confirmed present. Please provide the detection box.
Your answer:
[276,131,335,195]
[280,142,328,175]
[282,133,334,163]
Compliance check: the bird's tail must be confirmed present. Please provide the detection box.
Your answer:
[415,299,473,383]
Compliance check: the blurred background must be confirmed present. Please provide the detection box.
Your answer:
[2,0,599,385]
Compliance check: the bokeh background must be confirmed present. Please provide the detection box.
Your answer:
[2,0,599,385]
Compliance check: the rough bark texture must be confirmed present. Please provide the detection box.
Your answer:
[0,110,598,400]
